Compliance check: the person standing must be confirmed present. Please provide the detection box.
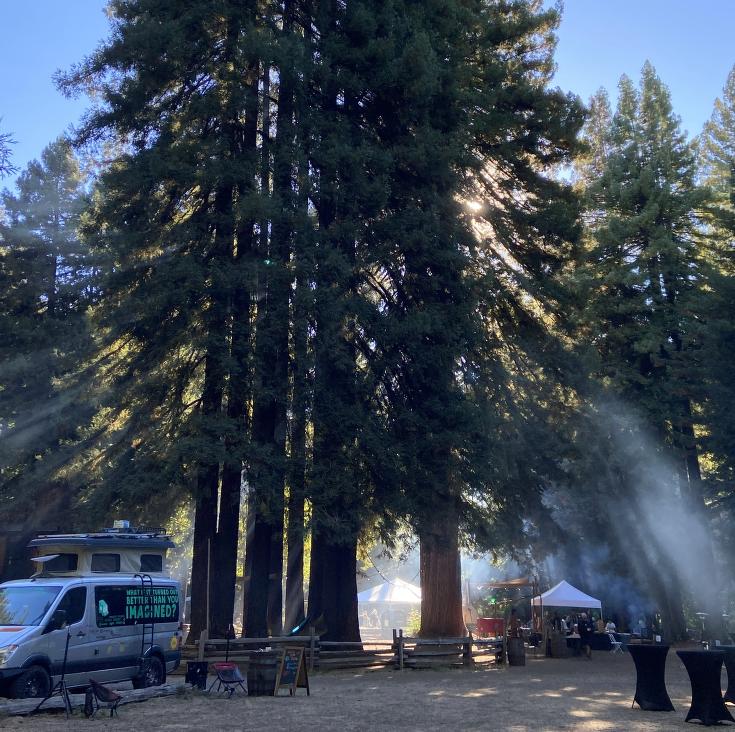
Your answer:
[579,612,593,659]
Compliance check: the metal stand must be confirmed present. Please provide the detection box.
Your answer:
[696,612,709,648]
[35,629,73,718]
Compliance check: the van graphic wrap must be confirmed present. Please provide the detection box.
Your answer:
[95,586,179,627]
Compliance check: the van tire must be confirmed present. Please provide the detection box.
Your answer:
[11,665,51,699]
[133,655,164,689]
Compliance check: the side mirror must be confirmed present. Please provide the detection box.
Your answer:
[44,609,67,634]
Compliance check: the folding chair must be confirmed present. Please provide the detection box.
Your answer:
[608,633,623,654]
[84,679,123,718]
[207,662,248,698]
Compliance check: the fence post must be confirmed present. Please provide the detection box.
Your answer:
[197,629,208,662]
[399,628,404,671]
[309,626,316,671]
[463,632,473,666]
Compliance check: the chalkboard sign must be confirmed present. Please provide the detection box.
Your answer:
[275,647,310,696]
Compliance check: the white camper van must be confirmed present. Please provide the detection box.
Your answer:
[0,525,182,698]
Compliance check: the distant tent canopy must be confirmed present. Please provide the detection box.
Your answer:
[357,578,421,604]
[531,580,602,610]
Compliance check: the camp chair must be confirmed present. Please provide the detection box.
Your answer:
[207,662,248,698]
[608,633,623,655]
[84,679,122,718]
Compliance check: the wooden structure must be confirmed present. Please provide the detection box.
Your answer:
[188,628,506,672]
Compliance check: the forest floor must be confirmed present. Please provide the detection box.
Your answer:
[1,649,729,731]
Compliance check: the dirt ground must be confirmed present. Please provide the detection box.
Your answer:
[1,650,732,731]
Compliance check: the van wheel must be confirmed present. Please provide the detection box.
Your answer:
[11,665,51,699]
[133,656,164,688]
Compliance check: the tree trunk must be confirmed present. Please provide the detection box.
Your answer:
[244,510,272,637]
[305,0,365,645]
[418,498,465,638]
[308,531,360,642]
[189,352,224,641]
[267,517,284,635]
[211,470,239,638]
[284,484,305,631]
[284,32,311,630]
[190,0,258,642]
[240,489,256,636]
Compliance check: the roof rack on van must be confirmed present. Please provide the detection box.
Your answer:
[28,527,174,550]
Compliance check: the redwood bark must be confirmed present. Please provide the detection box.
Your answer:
[308,531,361,642]
[418,499,465,638]
[267,518,284,635]
[189,353,224,641]
[240,489,256,636]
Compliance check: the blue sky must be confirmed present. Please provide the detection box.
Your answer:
[1,0,734,184]
[553,0,735,139]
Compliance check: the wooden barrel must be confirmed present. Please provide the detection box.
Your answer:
[247,651,281,696]
[507,637,526,666]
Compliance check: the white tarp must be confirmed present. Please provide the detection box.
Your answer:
[357,578,421,604]
[531,580,601,609]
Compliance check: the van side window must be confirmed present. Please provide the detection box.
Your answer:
[140,554,163,573]
[95,586,127,627]
[91,554,121,572]
[56,587,87,625]
[44,554,78,572]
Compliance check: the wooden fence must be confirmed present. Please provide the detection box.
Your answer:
[186,629,319,670]
[185,629,505,672]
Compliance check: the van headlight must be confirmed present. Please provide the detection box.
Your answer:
[0,645,18,667]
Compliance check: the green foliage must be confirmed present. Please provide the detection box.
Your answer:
[0,122,16,178]
[560,63,725,635]
[696,64,735,541]
[577,63,706,447]
[4,1,734,641]
[0,139,94,523]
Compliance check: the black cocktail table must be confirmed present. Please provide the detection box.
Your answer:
[718,645,735,704]
[628,644,675,711]
[677,649,735,725]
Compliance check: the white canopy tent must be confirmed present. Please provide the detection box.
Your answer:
[358,578,421,604]
[358,579,421,635]
[531,580,601,609]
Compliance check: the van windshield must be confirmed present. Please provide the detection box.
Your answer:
[0,586,62,626]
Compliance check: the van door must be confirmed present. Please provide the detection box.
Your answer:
[40,585,93,689]
[90,584,141,683]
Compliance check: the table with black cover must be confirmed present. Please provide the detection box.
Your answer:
[628,644,675,711]
[590,633,612,651]
[676,649,735,726]
[718,645,735,704]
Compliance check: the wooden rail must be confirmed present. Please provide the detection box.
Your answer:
[185,629,506,672]
[186,628,319,670]
[393,630,474,669]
